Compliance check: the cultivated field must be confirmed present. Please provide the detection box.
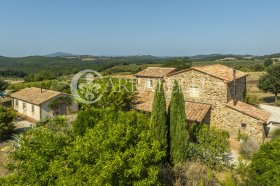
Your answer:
[247,72,278,104]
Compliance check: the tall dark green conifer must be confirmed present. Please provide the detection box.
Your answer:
[169,80,188,164]
[150,82,168,151]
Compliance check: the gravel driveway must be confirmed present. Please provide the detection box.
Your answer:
[259,104,280,137]
[259,104,280,124]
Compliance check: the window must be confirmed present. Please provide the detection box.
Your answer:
[15,100,18,107]
[22,102,26,110]
[32,105,35,113]
[241,123,247,129]
[147,79,153,88]
[189,87,200,97]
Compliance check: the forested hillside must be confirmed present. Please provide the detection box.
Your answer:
[0,55,165,78]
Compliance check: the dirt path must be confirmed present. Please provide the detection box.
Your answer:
[0,118,35,177]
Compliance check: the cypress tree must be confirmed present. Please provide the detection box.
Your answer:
[150,82,168,151]
[169,80,188,164]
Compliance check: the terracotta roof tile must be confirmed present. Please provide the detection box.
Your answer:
[226,100,271,123]
[134,91,154,112]
[185,101,211,123]
[168,64,248,82]
[134,91,211,123]
[135,67,176,78]
[10,87,62,105]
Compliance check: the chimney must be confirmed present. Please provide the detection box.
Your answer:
[233,69,237,106]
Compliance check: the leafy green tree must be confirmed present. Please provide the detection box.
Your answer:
[65,111,165,185]
[169,80,188,164]
[0,79,9,92]
[80,77,134,112]
[0,106,16,140]
[264,58,273,67]
[252,64,265,71]
[73,108,117,136]
[188,125,230,168]
[258,65,280,103]
[249,137,280,185]
[150,82,168,153]
[24,71,53,82]
[163,57,192,71]
[1,110,165,185]
[0,70,26,78]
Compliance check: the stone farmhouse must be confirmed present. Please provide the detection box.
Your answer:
[134,64,271,142]
[10,87,78,121]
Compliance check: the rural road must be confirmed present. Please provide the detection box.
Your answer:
[259,104,280,124]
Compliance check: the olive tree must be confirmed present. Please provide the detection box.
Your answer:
[258,65,280,104]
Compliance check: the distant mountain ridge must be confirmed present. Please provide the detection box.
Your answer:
[45,52,76,57]
[263,53,280,58]
[1,52,280,60]
[189,54,255,61]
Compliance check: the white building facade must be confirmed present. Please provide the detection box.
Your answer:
[11,87,78,121]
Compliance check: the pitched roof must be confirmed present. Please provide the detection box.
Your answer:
[10,87,62,105]
[135,67,176,78]
[226,100,271,123]
[134,91,211,123]
[186,101,211,123]
[168,64,248,82]
[134,91,154,112]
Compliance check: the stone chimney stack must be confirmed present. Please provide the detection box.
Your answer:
[233,69,237,106]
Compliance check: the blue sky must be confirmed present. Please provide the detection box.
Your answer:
[1,0,280,57]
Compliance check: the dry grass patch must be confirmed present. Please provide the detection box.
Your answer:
[0,141,13,177]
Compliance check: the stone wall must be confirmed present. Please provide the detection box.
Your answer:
[227,76,246,102]
[164,70,228,108]
[135,69,264,143]
[136,77,162,92]
[212,106,265,142]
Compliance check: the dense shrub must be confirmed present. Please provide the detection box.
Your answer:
[252,64,265,71]
[188,125,230,168]
[271,128,280,139]
[173,161,218,186]
[163,57,192,71]
[1,110,164,185]
[244,93,262,106]
[249,138,280,185]
[0,70,26,78]
[73,108,115,136]
[264,59,273,67]
[8,80,70,93]
[0,79,9,92]
[80,77,135,112]
[0,106,16,140]
[24,71,56,82]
